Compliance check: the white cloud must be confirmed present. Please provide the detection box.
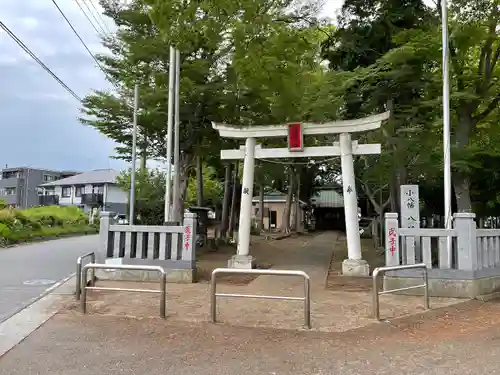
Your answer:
[17,16,39,31]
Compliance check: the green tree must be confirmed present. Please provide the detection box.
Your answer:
[185,164,223,207]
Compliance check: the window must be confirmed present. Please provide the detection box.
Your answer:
[44,187,55,196]
[0,188,4,196]
[43,174,55,182]
[92,185,104,194]
[75,186,84,197]
[61,186,71,198]
[5,187,16,196]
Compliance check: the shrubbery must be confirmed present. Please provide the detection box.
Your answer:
[0,205,97,247]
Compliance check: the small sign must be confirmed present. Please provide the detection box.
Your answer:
[388,228,397,255]
[400,185,420,229]
[385,215,400,266]
[184,225,191,249]
[287,123,304,152]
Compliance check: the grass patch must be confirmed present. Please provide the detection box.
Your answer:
[0,205,97,247]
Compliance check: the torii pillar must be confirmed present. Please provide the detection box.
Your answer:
[212,112,390,274]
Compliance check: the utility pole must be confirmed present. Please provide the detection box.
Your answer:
[164,46,176,222]
[172,48,181,223]
[129,84,139,224]
[441,0,452,259]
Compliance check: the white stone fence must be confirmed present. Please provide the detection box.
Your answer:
[384,212,500,298]
[97,211,198,282]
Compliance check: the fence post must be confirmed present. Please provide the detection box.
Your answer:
[385,213,400,266]
[454,212,477,271]
[98,211,114,263]
[182,212,197,265]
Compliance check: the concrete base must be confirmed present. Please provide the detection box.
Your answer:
[342,259,370,277]
[96,268,195,283]
[228,255,255,269]
[384,275,500,299]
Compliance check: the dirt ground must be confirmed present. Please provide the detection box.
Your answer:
[326,233,385,292]
[69,232,462,333]
[195,233,313,284]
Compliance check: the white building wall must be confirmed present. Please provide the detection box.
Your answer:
[106,184,127,204]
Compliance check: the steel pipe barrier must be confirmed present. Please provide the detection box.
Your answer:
[80,263,167,318]
[372,263,429,320]
[76,252,95,300]
[210,268,311,329]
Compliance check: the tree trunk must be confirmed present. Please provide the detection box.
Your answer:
[196,156,203,207]
[258,184,264,231]
[453,174,472,212]
[140,137,147,171]
[280,168,294,233]
[294,170,301,232]
[220,163,232,238]
[228,161,239,237]
[172,153,192,224]
[453,115,474,212]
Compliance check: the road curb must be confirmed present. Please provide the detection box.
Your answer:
[0,274,76,358]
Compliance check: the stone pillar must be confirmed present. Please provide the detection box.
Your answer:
[229,137,256,269]
[182,212,197,267]
[454,212,477,271]
[385,213,400,266]
[340,133,369,276]
[97,211,115,263]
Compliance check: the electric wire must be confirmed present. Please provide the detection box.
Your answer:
[54,0,133,108]
[50,0,108,78]
[81,0,108,36]
[0,20,82,102]
[74,0,104,36]
[88,0,112,34]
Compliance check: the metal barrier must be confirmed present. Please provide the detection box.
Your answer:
[210,268,311,329]
[76,252,96,300]
[372,263,429,321]
[80,264,167,318]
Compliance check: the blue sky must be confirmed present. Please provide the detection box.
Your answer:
[0,0,343,172]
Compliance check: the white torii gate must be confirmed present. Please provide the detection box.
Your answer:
[212,111,390,276]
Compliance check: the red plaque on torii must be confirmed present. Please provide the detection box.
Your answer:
[287,123,304,152]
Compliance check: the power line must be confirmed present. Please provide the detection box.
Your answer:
[50,0,109,78]
[0,20,82,102]
[87,0,112,34]
[81,0,108,35]
[74,0,103,36]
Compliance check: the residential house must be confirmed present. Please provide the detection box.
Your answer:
[251,190,307,231]
[39,169,127,214]
[0,166,78,209]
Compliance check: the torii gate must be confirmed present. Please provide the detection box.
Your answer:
[212,111,390,276]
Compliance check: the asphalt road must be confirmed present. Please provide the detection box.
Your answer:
[0,235,98,323]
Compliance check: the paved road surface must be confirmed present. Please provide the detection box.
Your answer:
[0,300,498,375]
[0,235,98,323]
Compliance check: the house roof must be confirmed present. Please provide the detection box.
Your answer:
[310,188,344,208]
[252,190,307,205]
[39,169,120,187]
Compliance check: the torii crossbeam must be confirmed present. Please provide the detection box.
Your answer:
[212,112,390,276]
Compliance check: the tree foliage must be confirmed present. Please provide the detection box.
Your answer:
[80,0,500,226]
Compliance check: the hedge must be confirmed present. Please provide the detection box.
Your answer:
[0,205,98,247]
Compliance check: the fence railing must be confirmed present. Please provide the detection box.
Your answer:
[385,212,500,271]
[210,268,311,329]
[76,252,95,300]
[372,263,429,321]
[476,229,500,268]
[80,263,167,318]
[99,212,197,267]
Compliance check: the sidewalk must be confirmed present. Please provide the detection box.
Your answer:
[1,299,500,374]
